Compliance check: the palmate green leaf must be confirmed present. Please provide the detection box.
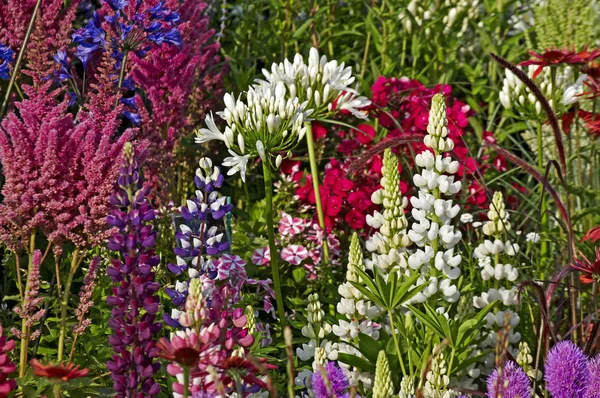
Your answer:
[406,304,446,340]
[392,272,426,309]
[338,353,376,373]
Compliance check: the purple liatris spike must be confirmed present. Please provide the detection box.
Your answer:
[106,143,162,397]
[312,361,351,398]
[545,341,589,398]
[585,355,600,398]
[486,360,531,398]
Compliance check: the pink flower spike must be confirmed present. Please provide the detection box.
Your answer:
[251,246,271,266]
[281,245,309,265]
[278,212,305,236]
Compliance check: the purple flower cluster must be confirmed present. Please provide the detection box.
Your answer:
[164,157,232,324]
[73,0,181,68]
[486,360,531,398]
[311,362,351,398]
[0,43,14,80]
[587,356,600,398]
[106,143,162,396]
[545,341,589,398]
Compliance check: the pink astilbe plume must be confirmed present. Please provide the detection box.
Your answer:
[0,0,80,84]
[131,0,225,201]
[0,53,135,252]
[11,250,46,340]
[72,256,100,336]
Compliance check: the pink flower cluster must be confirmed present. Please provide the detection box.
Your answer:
[251,212,341,279]
[131,0,225,202]
[11,250,45,341]
[163,254,274,395]
[0,326,16,396]
[0,57,134,251]
[73,256,100,336]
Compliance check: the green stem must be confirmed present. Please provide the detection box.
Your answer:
[537,122,548,277]
[53,383,62,398]
[388,310,406,377]
[262,161,286,326]
[183,366,190,398]
[18,233,36,377]
[305,122,329,263]
[114,50,129,107]
[0,0,42,117]
[57,248,80,363]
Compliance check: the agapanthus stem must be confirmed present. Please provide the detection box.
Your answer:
[262,160,286,326]
[114,50,129,107]
[0,0,42,117]
[305,122,329,264]
[57,248,81,362]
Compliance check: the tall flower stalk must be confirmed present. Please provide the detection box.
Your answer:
[260,47,371,262]
[105,143,161,396]
[196,80,311,327]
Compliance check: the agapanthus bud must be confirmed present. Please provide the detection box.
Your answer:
[373,350,394,398]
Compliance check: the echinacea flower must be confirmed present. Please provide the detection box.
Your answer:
[30,359,89,381]
[520,48,577,78]
[545,341,589,398]
[486,360,531,398]
[158,329,203,368]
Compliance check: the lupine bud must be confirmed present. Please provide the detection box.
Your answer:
[245,306,256,335]
[373,351,394,398]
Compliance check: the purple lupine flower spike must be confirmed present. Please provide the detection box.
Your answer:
[486,360,531,398]
[106,142,162,396]
[164,157,232,327]
[545,341,589,398]
[585,355,600,398]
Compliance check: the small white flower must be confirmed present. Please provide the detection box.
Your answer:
[526,232,540,243]
[222,151,251,182]
[460,213,474,223]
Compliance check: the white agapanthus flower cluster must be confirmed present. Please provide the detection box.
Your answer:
[406,94,463,304]
[197,47,370,181]
[365,149,411,273]
[196,81,311,181]
[260,47,371,120]
[398,0,480,38]
[499,65,587,120]
[472,192,522,370]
